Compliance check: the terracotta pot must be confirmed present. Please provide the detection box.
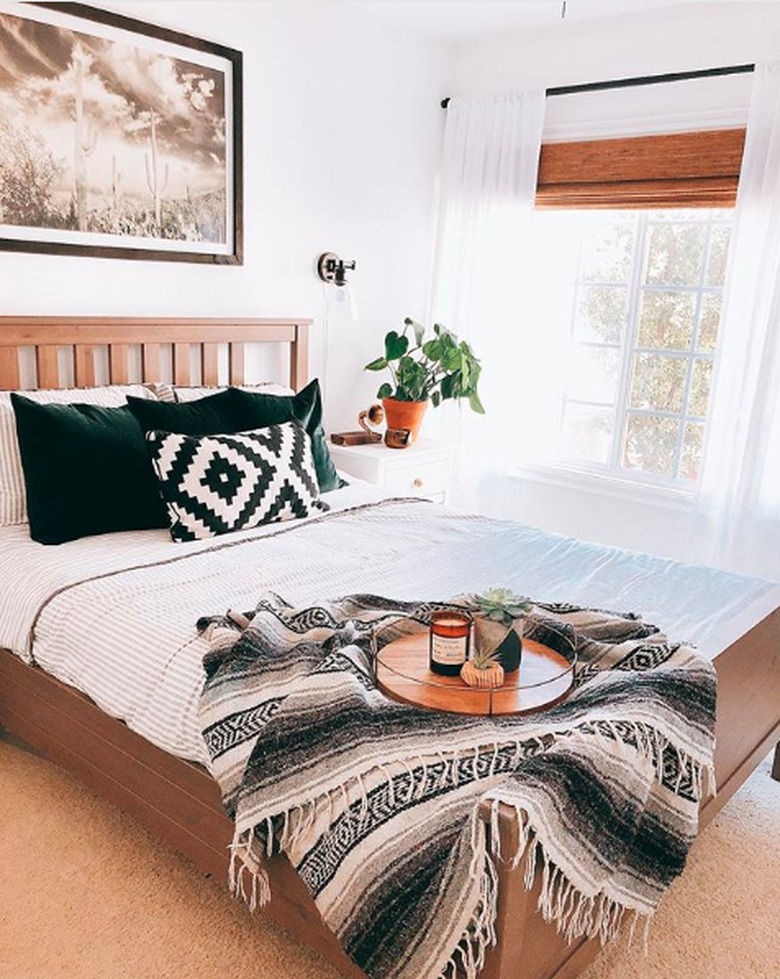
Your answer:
[382,398,428,445]
[460,660,505,689]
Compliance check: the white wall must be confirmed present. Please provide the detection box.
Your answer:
[0,1,447,430]
[450,2,780,101]
[445,1,780,559]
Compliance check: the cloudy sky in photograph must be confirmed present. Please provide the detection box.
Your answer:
[0,9,227,204]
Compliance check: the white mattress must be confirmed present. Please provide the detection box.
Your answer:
[1,490,777,768]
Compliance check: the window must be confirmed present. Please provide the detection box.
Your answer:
[530,207,732,485]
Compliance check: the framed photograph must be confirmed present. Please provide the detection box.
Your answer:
[0,2,242,264]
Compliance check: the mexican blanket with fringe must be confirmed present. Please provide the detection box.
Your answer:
[198,593,716,979]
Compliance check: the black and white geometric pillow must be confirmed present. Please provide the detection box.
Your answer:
[146,421,328,542]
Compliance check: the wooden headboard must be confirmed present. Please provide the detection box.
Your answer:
[0,317,311,391]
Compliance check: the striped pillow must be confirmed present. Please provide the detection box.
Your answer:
[0,385,155,526]
[174,383,294,402]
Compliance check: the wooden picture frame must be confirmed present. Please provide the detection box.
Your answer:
[0,3,243,264]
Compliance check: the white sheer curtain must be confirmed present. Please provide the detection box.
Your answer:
[430,93,545,513]
[691,62,780,580]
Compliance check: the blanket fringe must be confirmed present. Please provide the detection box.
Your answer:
[227,720,713,970]
[439,825,500,979]
[487,800,654,948]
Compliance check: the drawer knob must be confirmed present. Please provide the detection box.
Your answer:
[413,477,423,488]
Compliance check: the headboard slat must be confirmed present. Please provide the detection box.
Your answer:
[142,344,162,383]
[202,344,219,386]
[109,345,129,384]
[229,343,245,386]
[37,346,60,388]
[291,323,309,391]
[0,348,19,390]
[75,345,96,387]
[174,344,191,385]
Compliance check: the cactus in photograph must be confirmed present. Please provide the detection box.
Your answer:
[71,44,98,232]
[145,108,169,228]
[109,154,123,229]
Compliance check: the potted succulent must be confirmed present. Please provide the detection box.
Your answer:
[460,647,505,689]
[365,318,484,443]
[470,588,533,673]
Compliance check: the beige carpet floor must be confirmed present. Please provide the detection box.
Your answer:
[0,734,778,979]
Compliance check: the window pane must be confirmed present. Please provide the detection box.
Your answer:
[645,222,706,286]
[630,353,687,412]
[623,415,680,477]
[690,358,713,417]
[567,346,621,403]
[706,225,731,287]
[681,422,704,480]
[650,209,705,221]
[698,293,722,352]
[638,290,696,350]
[580,221,635,283]
[561,404,612,465]
[574,286,627,344]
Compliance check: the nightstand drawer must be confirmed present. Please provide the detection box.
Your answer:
[383,458,451,498]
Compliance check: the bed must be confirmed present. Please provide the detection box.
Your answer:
[0,316,778,979]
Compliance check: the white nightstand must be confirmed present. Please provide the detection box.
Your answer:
[329,439,454,504]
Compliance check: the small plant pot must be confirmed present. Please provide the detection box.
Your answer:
[460,660,505,689]
[473,616,524,673]
[382,398,427,445]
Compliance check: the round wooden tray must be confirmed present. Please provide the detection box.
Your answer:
[375,634,575,717]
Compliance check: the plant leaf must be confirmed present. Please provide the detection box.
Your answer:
[423,339,443,361]
[460,354,470,387]
[365,357,387,371]
[441,347,461,371]
[377,382,393,399]
[384,331,409,361]
[440,374,455,400]
[469,390,486,414]
[431,391,441,408]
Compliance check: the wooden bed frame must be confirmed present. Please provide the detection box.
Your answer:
[0,316,778,979]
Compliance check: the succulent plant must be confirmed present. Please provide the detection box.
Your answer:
[471,588,532,624]
[468,646,503,671]
[461,647,505,689]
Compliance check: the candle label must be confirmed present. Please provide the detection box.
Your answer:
[431,633,468,666]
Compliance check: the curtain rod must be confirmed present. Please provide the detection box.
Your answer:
[439,63,755,109]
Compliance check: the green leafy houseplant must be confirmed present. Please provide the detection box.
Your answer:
[365,318,485,414]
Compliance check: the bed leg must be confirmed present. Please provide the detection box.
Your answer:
[772,743,780,782]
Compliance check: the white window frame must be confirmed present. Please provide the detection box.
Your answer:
[552,208,733,491]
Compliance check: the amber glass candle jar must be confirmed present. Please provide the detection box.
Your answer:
[429,611,471,676]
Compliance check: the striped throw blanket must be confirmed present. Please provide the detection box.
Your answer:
[198,594,716,979]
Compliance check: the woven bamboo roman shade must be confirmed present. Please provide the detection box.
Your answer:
[536,128,746,209]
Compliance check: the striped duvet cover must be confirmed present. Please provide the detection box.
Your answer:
[0,492,776,767]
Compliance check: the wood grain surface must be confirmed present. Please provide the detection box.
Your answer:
[376,633,574,716]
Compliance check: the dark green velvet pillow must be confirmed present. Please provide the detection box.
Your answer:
[227,379,341,493]
[11,394,167,545]
[126,387,237,438]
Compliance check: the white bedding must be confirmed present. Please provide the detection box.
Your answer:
[1,488,777,767]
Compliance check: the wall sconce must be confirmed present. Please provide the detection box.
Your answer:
[317,251,356,287]
[317,251,358,321]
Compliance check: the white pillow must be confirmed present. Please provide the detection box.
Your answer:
[0,385,155,526]
[174,383,294,403]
